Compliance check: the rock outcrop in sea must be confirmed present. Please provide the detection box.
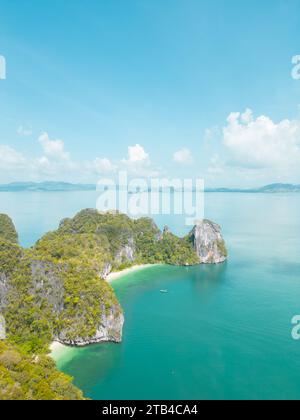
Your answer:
[188,220,228,264]
[56,308,124,346]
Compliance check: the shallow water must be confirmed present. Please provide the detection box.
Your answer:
[1,191,300,399]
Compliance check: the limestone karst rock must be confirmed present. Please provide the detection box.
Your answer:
[188,220,228,264]
[0,314,5,340]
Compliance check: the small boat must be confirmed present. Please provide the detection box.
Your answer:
[160,289,168,293]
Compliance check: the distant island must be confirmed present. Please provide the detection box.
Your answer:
[0,181,300,193]
[206,184,300,193]
[0,182,95,192]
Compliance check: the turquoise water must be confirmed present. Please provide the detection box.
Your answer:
[1,191,300,399]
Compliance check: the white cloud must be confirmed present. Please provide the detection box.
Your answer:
[173,148,194,165]
[38,132,69,161]
[122,144,149,165]
[33,155,77,179]
[0,145,27,169]
[120,144,160,176]
[93,158,117,173]
[0,132,75,182]
[223,109,300,170]
[0,136,161,182]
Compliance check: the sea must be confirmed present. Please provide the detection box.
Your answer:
[1,190,300,400]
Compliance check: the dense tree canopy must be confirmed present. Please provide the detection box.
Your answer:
[0,209,202,400]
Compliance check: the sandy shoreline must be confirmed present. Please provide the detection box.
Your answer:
[50,341,70,355]
[50,264,159,359]
[106,264,157,282]
[50,341,64,352]
[49,341,71,361]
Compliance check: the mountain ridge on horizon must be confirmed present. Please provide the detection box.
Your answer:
[0,181,300,193]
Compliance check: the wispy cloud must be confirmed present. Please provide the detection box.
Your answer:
[173,148,194,165]
[38,132,70,161]
[0,135,161,182]
[223,109,300,170]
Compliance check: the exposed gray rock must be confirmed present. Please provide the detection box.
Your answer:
[56,306,124,346]
[0,211,126,350]
[0,314,5,340]
[0,273,9,310]
[30,261,65,314]
[163,226,171,235]
[189,219,228,264]
[30,261,124,346]
[115,237,135,265]
[100,262,112,280]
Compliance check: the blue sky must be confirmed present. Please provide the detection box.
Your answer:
[0,0,300,187]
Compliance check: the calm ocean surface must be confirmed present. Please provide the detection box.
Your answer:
[1,191,300,400]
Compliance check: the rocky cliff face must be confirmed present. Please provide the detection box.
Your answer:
[0,212,125,350]
[0,210,228,353]
[56,307,124,346]
[29,260,124,347]
[0,314,5,340]
[100,262,113,280]
[0,273,9,311]
[30,261,65,314]
[189,220,228,264]
[114,237,135,266]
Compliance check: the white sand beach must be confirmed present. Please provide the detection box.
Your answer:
[106,264,156,283]
[49,341,72,361]
[50,341,66,355]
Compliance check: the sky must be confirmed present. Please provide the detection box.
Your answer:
[0,0,300,187]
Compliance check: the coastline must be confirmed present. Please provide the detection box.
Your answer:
[50,341,65,354]
[106,264,159,283]
[51,264,159,361]
[49,341,72,362]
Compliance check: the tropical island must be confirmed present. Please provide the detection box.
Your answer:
[0,209,227,400]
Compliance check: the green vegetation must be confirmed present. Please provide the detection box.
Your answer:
[55,264,120,342]
[133,218,199,265]
[58,210,136,260]
[48,210,199,268]
[3,257,55,354]
[217,239,228,258]
[35,231,112,273]
[0,214,18,244]
[0,341,85,400]
[157,232,200,266]
[0,209,201,400]
[0,216,94,399]
[0,238,23,278]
